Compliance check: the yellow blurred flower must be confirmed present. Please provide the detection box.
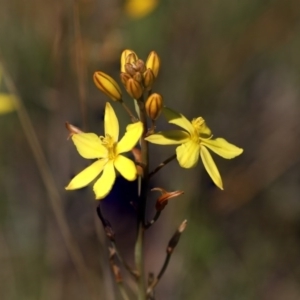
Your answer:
[124,0,158,19]
[66,102,143,199]
[145,107,243,190]
[0,93,16,114]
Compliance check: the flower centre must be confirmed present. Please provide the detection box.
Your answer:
[100,135,117,160]
[191,117,212,140]
[191,117,205,143]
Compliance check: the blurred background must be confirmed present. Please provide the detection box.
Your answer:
[1,0,300,299]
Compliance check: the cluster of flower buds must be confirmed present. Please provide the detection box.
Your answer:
[120,50,160,99]
[92,49,164,125]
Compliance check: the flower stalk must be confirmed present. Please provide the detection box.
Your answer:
[65,48,243,299]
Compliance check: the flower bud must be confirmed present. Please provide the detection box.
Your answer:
[146,51,160,78]
[125,63,136,76]
[145,93,163,120]
[167,220,187,254]
[125,52,138,65]
[143,68,155,90]
[126,78,143,99]
[135,59,146,73]
[133,72,143,83]
[120,72,131,86]
[120,49,136,72]
[93,71,122,102]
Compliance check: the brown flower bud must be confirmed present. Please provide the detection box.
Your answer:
[125,63,137,76]
[120,49,137,72]
[146,51,160,78]
[125,52,138,64]
[93,71,122,102]
[126,78,143,99]
[120,72,131,86]
[135,59,146,73]
[133,72,143,83]
[143,68,155,90]
[145,93,163,121]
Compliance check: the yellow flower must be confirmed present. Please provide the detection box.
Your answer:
[145,107,243,190]
[124,0,158,19]
[66,102,143,199]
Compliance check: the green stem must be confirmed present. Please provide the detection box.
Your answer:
[134,97,149,300]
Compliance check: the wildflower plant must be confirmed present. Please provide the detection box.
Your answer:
[66,50,243,299]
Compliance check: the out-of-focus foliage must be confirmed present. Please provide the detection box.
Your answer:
[1,0,300,299]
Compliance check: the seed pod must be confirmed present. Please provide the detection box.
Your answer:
[120,49,137,72]
[125,78,143,99]
[145,93,163,120]
[143,68,155,90]
[93,71,122,102]
[146,51,160,78]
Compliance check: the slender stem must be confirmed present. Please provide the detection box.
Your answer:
[135,223,145,300]
[111,240,139,279]
[144,211,161,229]
[96,205,138,278]
[121,100,138,123]
[146,253,172,296]
[135,97,149,300]
[118,282,130,300]
[149,154,176,178]
[73,1,88,130]
[0,55,96,299]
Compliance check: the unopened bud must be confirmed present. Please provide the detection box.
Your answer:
[120,72,131,86]
[167,220,187,254]
[93,71,122,102]
[145,93,163,120]
[146,51,160,78]
[125,63,136,76]
[135,59,146,73]
[125,52,138,65]
[126,78,143,99]
[120,49,137,72]
[143,69,155,90]
[133,72,143,83]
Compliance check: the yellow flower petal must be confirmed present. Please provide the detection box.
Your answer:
[0,93,16,114]
[93,160,116,199]
[124,0,158,19]
[116,121,143,154]
[104,102,119,142]
[145,130,190,145]
[65,159,107,190]
[201,138,243,159]
[72,133,107,159]
[200,146,223,190]
[114,155,137,181]
[176,140,200,168]
[163,107,194,134]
